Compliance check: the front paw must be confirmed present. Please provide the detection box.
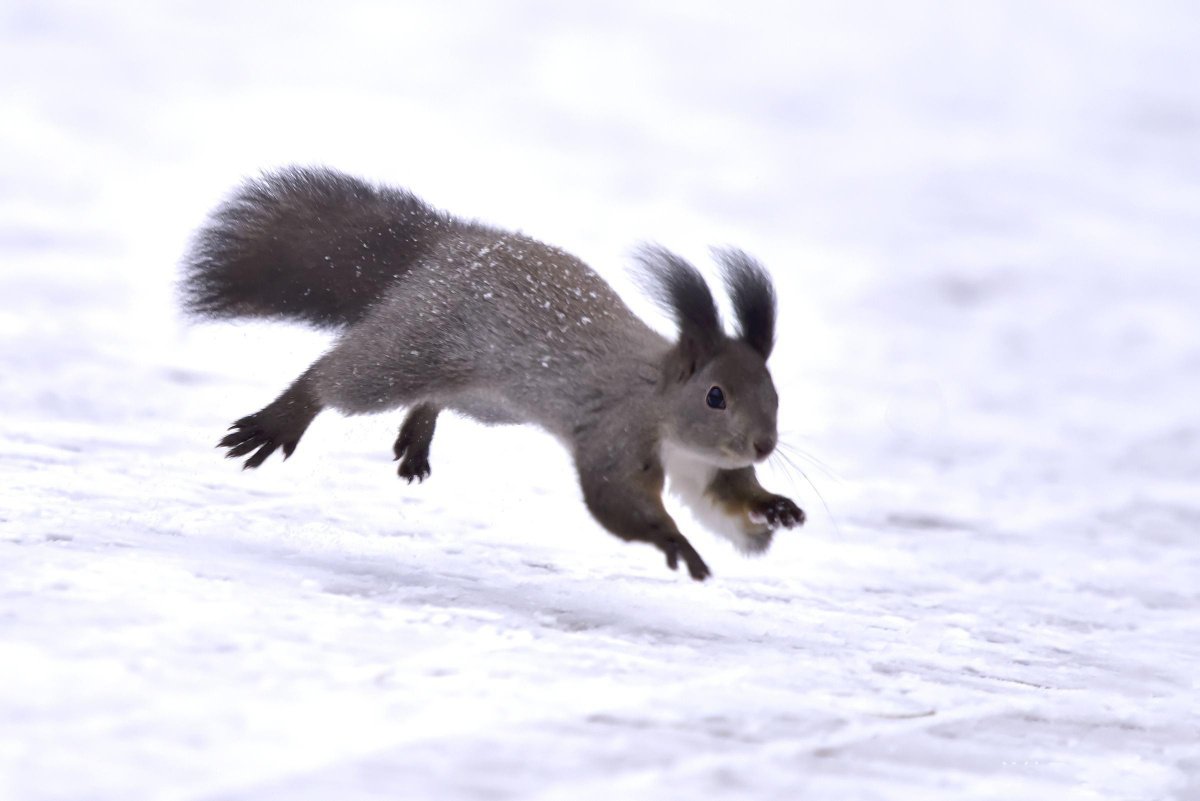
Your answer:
[661,534,711,581]
[749,495,805,529]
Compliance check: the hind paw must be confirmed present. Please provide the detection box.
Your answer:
[397,453,431,484]
[392,409,435,484]
[218,414,298,469]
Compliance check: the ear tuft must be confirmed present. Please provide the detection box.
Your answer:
[714,247,776,359]
[634,245,724,367]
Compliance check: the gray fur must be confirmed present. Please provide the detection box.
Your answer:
[186,166,805,581]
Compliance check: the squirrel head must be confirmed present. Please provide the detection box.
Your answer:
[636,246,780,469]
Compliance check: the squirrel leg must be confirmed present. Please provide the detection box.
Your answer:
[218,368,323,469]
[393,403,438,483]
[705,467,805,553]
[576,457,711,581]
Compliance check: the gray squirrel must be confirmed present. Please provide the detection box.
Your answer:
[182,166,804,580]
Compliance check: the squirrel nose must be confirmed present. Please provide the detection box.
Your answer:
[753,436,776,460]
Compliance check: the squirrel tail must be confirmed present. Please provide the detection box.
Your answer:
[181,166,463,329]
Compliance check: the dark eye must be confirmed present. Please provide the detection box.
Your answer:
[706,385,726,410]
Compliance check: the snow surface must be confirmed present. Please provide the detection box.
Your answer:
[3,2,1200,799]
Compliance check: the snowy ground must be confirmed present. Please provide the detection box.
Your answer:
[3,2,1200,799]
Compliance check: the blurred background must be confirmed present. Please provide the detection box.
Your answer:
[2,1,1198,799]
[5,0,1199,489]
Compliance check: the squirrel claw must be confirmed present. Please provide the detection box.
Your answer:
[661,535,710,581]
[398,456,431,484]
[751,496,806,530]
[218,414,290,470]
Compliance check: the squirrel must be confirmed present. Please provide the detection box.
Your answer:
[181,166,805,581]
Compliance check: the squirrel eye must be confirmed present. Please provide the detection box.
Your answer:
[706,385,726,410]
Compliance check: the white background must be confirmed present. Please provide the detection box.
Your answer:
[2,2,1198,798]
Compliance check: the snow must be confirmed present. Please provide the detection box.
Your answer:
[3,2,1200,799]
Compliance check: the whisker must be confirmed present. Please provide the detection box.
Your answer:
[790,446,839,472]
[767,450,800,490]
[776,430,844,478]
[776,441,842,483]
[769,448,843,538]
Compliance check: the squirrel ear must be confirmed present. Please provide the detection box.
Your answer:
[634,245,725,377]
[714,247,776,359]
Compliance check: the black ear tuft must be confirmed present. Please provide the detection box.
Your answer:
[634,245,724,372]
[714,247,776,359]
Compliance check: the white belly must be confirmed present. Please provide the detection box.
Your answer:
[659,441,769,554]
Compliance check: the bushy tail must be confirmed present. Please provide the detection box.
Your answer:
[181,166,464,329]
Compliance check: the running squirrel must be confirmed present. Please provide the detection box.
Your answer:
[181,166,804,580]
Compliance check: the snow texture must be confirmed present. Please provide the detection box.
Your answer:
[2,2,1199,799]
